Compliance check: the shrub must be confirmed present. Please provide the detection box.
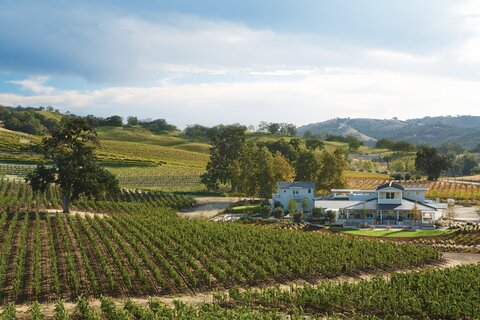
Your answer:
[288,198,297,214]
[260,205,272,218]
[273,201,283,208]
[273,207,285,219]
[293,212,303,223]
[312,207,323,216]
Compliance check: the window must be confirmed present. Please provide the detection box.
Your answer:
[416,191,420,196]
[386,192,395,199]
[308,189,311,193]
[293,190,299,195]
[406,191,410,196]
[284,190,286,193]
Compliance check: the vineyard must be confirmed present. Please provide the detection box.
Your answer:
[0,178,442,304]
[215,263,480,319]
[1,264,478,319]
[107,165,205,191]
[347,177,480,201]
[98,140,209,167]
[0,179,195,212]
[0,163,206,192]
[0,207,440,304]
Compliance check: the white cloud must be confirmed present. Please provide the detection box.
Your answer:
[2,5,480,125]
[366,49,439,64]
[450,0,480,65]
[8,76,55,95]
[2,69,480,128]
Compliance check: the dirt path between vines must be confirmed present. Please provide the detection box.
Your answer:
[7,252,480,318]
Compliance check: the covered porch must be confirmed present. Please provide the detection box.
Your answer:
[338,209,436,227]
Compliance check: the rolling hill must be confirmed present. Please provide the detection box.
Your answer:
[298,116,480,148]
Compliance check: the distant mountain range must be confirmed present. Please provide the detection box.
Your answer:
[298,116,480,148]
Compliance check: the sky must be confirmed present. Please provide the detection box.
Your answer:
[1,0,480,128]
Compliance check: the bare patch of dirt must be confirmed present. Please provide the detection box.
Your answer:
[441,252,480,267]
[45,209,107,219]
[177,197,242,219]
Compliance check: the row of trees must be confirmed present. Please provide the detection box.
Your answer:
[375,138,416,152]
[303,131,364,152]
[385,145,477,180]
[83,115,178,133]
[257,122,297,136]
[0,106,60,135]
[201,125,347,197]
[184,122,297,140]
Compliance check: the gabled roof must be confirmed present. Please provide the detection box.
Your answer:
[277,181,316,189]
[344,198,437,211]
[375,182,404,191]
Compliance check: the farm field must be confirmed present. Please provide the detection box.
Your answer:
[0,180,441,305]
[346,176,480,202]
[0,178,195,212]
[2,262,479,319]
[98,140,209,167]
[107,165,205,191]
[215,263,480,319]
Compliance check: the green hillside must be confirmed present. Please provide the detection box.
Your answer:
[0,124,390,191]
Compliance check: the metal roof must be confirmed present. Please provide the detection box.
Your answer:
[315,200,364,209]
[331,189,376,193]
[277,181,316,189]
[344,198,438,211]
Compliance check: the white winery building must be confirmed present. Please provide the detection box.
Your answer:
[315,182,446,228]
[270,182,316,213]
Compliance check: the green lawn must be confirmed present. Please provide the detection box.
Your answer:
[229,205,261,213]
[329,227,457,238]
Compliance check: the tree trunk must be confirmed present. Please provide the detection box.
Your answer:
[62,192,70,213]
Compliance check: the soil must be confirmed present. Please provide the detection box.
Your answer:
[177,197,242,219]
[45,209,107,219]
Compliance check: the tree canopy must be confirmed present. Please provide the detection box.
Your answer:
[26,117,120,212]
[201,124,247,190]
[415,146,452,181]
[306,139,325,151]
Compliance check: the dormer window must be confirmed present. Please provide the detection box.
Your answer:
[386,192,395,199]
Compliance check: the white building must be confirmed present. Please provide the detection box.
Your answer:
[270,182,316,213]
[315,182,446,228]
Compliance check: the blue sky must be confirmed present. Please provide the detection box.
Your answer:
[1,0,480,127]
